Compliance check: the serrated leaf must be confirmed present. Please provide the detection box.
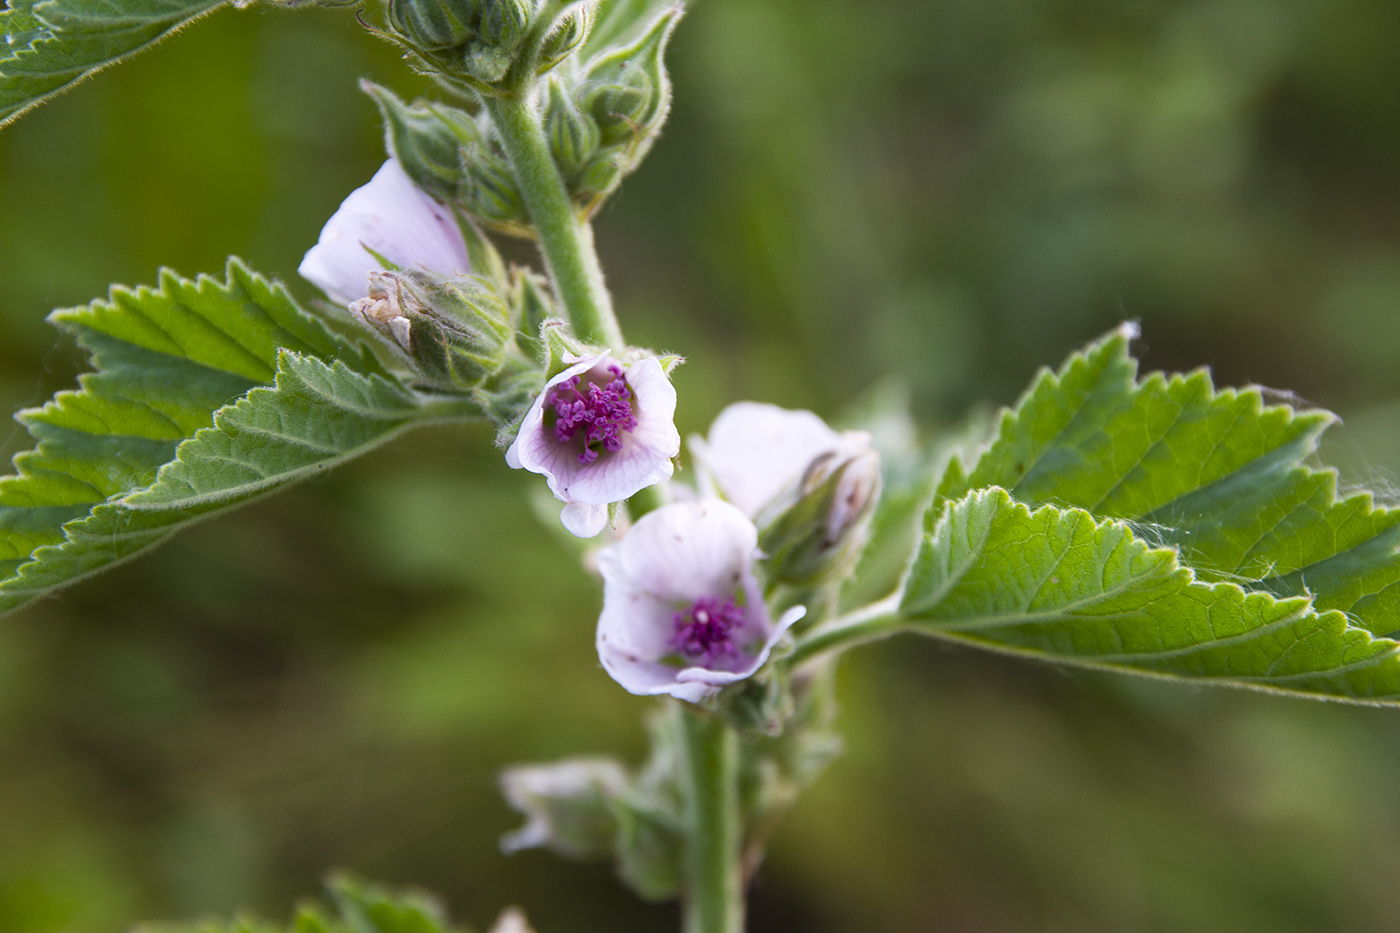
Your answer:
[133,874,470,933]
[0,259,476,615]
[0,0,227,128]
[939,325,1400,638]
[892,487,1400,704]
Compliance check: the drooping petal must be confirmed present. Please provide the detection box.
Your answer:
[298,159,471,305]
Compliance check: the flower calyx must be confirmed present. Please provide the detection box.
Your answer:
[350,269,512,392]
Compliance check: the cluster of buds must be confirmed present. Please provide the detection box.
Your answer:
[365,82,531,235]
[382,0,598,94]
[545,6,681,213]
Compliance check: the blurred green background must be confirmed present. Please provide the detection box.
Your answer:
[3,0,1400,929]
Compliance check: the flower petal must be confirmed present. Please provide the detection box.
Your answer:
[560,501,609,537]
[298,159,471,305]
[693,402,845,518]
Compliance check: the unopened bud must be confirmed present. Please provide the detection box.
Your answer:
[499,758,627,860]
[580,6,680,148]
[536,0,596,73]
[545,77,601,176]
[386,0,539,88]
[352,269,512,390]
[460,143,529,230]
[363,81,481,202]
[758,442,882,586]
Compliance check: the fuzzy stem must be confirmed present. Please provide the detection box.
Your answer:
[678,703,744,933]
[485,93,625,349]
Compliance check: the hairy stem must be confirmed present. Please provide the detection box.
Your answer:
[486,93,624,349]
[678,703,744,933]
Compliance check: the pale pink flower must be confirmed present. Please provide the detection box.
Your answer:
[596,500,805,703]
[690,402,873,521]
[298,159,471,305]
[507,352,680,538]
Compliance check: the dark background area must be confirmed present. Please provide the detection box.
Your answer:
[3,0,1400,930]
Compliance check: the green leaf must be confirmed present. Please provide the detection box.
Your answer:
[0,259,476,615]
[938,324,1400,638]
[134,873,472,933]
[0,0,228,128]
[895,487,1400,705]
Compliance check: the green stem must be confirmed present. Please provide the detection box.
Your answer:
[485,93,625,349]
[677,703,744,933]
[788,595,902,666]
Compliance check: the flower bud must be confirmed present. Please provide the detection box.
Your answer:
[499,758,627,860]
[757,446,882,587]
[362,81,481,202]
[460,143,530,231]
[386,0,539,88]
[545,77,602,177]
[536,0,596,73]
[580,5,680,148]
[350,269,511,390]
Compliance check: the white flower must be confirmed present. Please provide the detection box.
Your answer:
[507,352,680,538]
[596,500,805,703]
[298,158,471,306]
[690,401,873,520]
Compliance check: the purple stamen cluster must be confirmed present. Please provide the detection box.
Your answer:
[670,595,746,666]
[549,364,638,463]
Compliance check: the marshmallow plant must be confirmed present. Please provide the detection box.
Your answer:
[4,2,1400,932]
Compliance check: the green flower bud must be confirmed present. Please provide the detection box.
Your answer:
[385,0,540,89]
[350,270,511,390]
[545,77,601,176]
[580,5,680,147]
[460,143,530,231]
[536,0,597,73]
[758,446,883,587]
[362,81,481,202]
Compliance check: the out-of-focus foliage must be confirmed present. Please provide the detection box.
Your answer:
[2,0,1400,931]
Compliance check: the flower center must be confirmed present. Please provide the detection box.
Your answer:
[670,596,745,666]
[547,364,638,464]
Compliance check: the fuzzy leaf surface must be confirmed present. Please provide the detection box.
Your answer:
[0,260,472,615]
[894,487,1400,704]
[938,326,1400,638]
[134,873,469,933]
[0,0,226,128]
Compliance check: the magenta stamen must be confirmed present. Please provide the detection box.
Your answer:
[548,364,638,463]
[670,595,746,666]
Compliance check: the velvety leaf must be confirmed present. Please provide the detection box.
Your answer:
[134,874,472,933]
[895,487,1400,705]
[0,0,227,128]
[939,325,1400,638]
[0,260,475,615]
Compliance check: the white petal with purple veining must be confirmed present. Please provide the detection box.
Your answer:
[507,353,680,537]
[596,501,805,702]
